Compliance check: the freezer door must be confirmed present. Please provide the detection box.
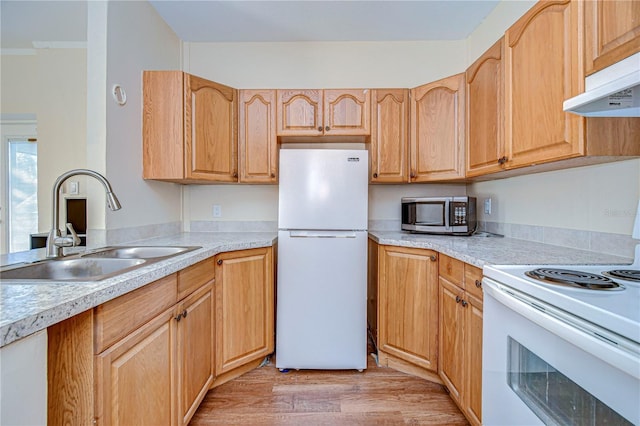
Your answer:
[276,230,368,370]
[278,149,368,230]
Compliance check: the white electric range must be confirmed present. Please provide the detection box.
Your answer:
[482,250,640,426]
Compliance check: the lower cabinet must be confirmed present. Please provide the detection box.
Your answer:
[96,306,177,426]
[214,247,274,379]
[438,254,483,426]
[176,282,215,425]
[377,245,439,376]
[47,247,273,426]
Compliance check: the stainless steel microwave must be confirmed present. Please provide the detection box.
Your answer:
[401,196,477,235]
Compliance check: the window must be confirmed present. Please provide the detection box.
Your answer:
[1,121,38,254]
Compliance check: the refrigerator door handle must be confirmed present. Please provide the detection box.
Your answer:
[289,230,358,238]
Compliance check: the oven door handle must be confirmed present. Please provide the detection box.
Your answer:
[484,278,640,380]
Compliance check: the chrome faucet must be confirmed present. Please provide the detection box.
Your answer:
[46,169,122,258]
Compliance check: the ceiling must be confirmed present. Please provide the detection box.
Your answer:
[1,0,499,48]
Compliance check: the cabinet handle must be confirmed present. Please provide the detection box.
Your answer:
[318,126,323,132]
[475,279,482,288]
[373,172,378,179]
[325,126,330,131]
[429,254,437,261]
[217,259,223,265]
[497,156,508,165]
[461,300,469,308]
[175,312,183,322]
[455,295,461,303]
[182,309,188,318]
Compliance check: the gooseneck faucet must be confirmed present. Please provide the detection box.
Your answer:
[46,169,122,258]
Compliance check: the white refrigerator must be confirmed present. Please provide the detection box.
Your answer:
[276,148,368,370]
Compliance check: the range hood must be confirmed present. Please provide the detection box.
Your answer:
[563,52,640,117]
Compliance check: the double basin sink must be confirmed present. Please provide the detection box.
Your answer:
[0,246,201,282]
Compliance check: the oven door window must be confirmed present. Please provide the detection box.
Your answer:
[507,337,632,426]
[415,202,445,226]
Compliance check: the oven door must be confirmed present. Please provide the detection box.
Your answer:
[483,278,640,426]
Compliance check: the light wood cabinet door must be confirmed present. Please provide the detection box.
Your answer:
[410,74,466,182]
[438,277,465,404]
[185,74,238,182]
[370,89,409,183]
[466,38,506,177]
[95,307,177,426]
[238,89,278,183]
[378,245,438,371]
[143,71,238,183]
[585,0,640,75]
[214,247,274,375]
[176,283,215,426]
[464,292,483,426]
[505,0,584,169]
[276,90,323,136]
[324,89,371,136]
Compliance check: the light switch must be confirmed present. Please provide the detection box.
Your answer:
[68,181,79,195]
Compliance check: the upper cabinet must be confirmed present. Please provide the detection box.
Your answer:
[466,38,505,177]
[370,89,410,183]
[238,90,278,184]
[584,0,640,75]
[504,0,584,169]
[276,89,371,137]
[410,74,466,182]
[143,71,238,183]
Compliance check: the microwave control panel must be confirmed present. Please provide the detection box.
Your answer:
[451,202,468,225]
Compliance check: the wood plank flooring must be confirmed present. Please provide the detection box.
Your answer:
[190,354,469,425]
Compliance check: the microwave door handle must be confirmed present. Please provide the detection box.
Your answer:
[444,199,450,229]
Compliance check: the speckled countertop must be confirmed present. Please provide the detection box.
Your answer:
[0,232,276,348]
[2,230,633,348]
[368,231,633,268]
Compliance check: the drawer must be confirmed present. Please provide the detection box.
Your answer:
[439,254,464,285]
[94,274,178,353]
[464,264,483,299]
[178,257,216,301]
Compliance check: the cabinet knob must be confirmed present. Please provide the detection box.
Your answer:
[271,173,276,178]
[175,313,183,322]
[461,300,469,308]
[455,295,462,303]
[325,126,330,131]
[182,309,188,318]
[217,259,223,265]
[410,172,416,179]
[475,279,482,288]
[498,156,508,165]
[233,171,238,178]
[429,254,437,261]
[373,172,378,179]
[318,126,323,132]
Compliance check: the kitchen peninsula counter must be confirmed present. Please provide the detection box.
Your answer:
[0,232,277,347]
[368,231,633,268]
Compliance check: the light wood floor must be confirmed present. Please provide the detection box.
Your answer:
[190,354,469,425]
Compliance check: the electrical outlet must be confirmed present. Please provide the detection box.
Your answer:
[484,198,492,215]
[213,205,222,218]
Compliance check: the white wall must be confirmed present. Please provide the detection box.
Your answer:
[184,40,467,89]
[465,0,640,236]
[97,0,182,231]
[1,49,87,233]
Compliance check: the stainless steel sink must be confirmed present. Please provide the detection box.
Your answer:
[0,258,146,281]
[0,245,201,282]
[84,246,200,259]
